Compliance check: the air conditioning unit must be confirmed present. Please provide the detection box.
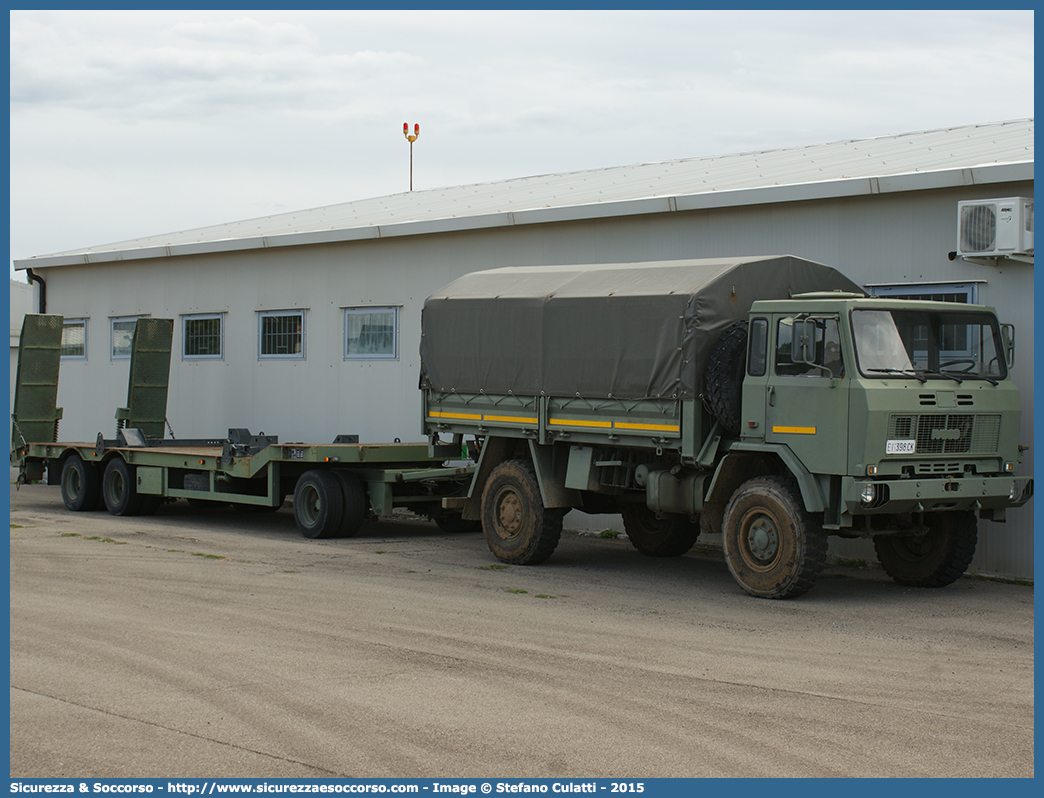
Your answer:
[957,197,1034,257]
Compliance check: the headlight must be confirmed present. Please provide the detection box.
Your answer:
[861,482,877,506]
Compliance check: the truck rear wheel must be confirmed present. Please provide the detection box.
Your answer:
[706,321,748,436]
[61,454,102,512]
[621,507,699,557]
[102,457,145,516]
[873,510,977,588]
[722,475,826,599]
[293,470,344,539]
[481,459,562,564]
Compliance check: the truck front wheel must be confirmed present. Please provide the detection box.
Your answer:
[293,470,345,539]
[481,459,563,564]
[621,507,699,557]
[873,511,977,588]
[722,476,826,599]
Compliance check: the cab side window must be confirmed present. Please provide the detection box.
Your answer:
[747,318,768,377]
[775,318,843,378]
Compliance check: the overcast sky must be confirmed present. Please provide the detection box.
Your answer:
[8,9,1035,277]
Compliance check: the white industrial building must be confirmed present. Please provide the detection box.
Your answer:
[13,119,1034,579]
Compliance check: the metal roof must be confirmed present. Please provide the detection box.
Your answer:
[16,119,1033,270]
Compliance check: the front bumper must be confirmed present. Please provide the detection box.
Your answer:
[842,474,1034,520]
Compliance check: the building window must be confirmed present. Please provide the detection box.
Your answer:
[258,310,305,359]
[61,318,87,360]
[344,307,399,360]
[111,316,146,360]
[183,314,224,360]
[867,282,978,304]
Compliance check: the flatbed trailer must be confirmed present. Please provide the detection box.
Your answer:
[11,316,476,539]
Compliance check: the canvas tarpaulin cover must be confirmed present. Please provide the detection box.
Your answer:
[419,255,862,401]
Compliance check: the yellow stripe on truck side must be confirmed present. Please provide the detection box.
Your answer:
[482,414,538,424]
[430,410,679,434]
[772,425,817,435]
[614,421,681,433]
[428,410,537,424]
[548,418,613,429]
[428,410,483,421]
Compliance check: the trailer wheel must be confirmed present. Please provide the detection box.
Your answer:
[481,459,563,564]
[333,471,367,537]
[621,507,699,557]
[706,321,748,436]
[60,454,102,512]
[873,510,978,588]
[293,470,344,539]
[722,475,826,599]
[102,457,145,516]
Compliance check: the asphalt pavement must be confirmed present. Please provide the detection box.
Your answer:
[9,482,1034,778]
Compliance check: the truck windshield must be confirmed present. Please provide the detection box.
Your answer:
[851,307,1006,382]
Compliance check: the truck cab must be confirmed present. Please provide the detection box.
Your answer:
[711,293,1032,595]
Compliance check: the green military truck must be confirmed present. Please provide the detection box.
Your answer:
[420,255,1033,598]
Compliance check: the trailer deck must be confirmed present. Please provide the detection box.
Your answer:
[11,316,475,539]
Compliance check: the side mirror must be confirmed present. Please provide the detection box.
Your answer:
[790,319,817,364]
[1001,323,1016,368]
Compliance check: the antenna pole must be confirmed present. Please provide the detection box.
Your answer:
[403,122,420,191]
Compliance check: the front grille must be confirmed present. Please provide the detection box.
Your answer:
[888,413,1001,455]
[916,462,962,475]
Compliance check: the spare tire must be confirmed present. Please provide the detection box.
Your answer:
[706,321,748,436]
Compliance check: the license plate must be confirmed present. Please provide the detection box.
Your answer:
[886,440,916,455]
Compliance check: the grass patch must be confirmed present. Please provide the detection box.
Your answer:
[374,550,386,554]
[192,552,225,560]
[167,549,185,553]
[11,523,24,529]
[598,530,622,539]
[535,594,555,599]
[505,589,528,594]
[60,532,80,537]
[282,570,299,574]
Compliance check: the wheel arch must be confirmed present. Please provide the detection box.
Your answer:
[707,445,827,514]
[464,437,577,519]
[46,447,105,485]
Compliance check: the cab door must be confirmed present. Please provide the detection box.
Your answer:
[764,314,849,476]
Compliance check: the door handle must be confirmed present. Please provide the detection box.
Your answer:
[768,386,775,407]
